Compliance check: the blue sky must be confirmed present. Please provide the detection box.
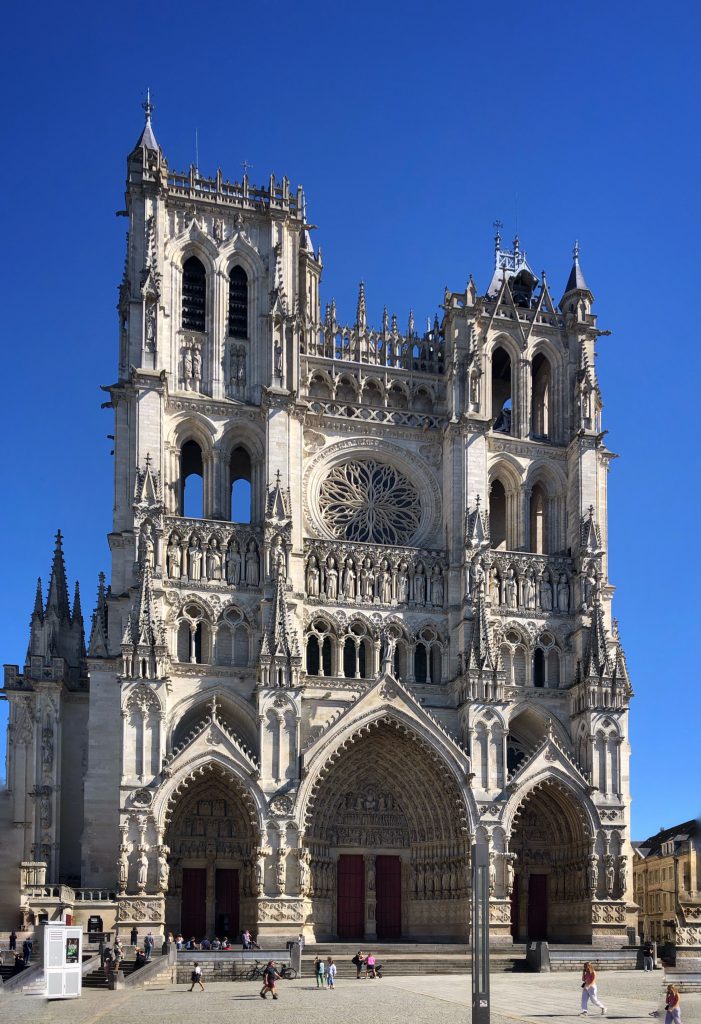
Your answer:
[1,0,699,841]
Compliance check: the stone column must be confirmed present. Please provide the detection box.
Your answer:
[206,856,216,937]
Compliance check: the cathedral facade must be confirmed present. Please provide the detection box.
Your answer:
[0,103,635,946]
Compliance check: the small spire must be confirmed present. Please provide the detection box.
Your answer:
[133,89,160,154]
[493,219,503,255]
[356,281,367,332]
[382,306,389,334]
[72,580,83,625]
[46,529,71,619]
[143,87,154,125]
[573,239,580,261]
[563,239,591,295]
[33,578,44,622]
[407,309,415,337]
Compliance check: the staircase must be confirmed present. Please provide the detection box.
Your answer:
[83,949,162,988]
[303,943,528,977]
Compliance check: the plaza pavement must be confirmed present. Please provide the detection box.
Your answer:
[3,971,698,1024]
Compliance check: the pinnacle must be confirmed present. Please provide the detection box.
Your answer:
[46,528,71,619]
[33,577,44,621]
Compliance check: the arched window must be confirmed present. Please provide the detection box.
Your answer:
[547,649,560,686]
[343,637,357,678]
[230,446,252,523]
[182,256,206,332]
[306,636,320,675]
[490,479,507,549]
[414,644,427,684]
[181,440,204,518]
[321,636,332,676]
[529,483,548,554]
[531,353,551,439]
[492,347,512,433]
[533,648,545,688]
[228,266,248,338]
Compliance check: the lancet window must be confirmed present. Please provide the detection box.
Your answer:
[182,256,206,332]
[228,265,248,338]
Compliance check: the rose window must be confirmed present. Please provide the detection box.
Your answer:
[318,460,421,545]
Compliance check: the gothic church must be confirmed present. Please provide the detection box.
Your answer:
[0,102,635,946]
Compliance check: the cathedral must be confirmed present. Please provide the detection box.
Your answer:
[0,101,635,947]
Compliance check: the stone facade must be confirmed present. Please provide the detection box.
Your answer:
[634,820,701,951]
[0,101,636,945]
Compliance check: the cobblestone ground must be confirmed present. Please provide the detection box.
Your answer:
[3,971,699,1024]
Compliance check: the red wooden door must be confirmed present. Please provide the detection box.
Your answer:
[181,868,206,940]
[216,869,239,940]
[376,856,401,939]
[527,873,548,940]
[337,855,365,938]
[510,873,520,940]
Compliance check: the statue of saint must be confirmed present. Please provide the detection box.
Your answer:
[306,555,320,597]
[226,541,242,585]
[245,540,260,586]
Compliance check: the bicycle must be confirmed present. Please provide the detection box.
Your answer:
[244,960,297,981]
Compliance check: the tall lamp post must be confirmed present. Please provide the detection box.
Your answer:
[472,837,490,1024]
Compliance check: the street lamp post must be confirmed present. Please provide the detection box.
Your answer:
[472,838,491,1024]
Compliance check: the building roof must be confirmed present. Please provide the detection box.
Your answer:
[634,819,699,858]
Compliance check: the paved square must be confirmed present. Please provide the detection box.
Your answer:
[3,972,699,1024]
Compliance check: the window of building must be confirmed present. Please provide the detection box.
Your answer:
[531,353,551,439]
[492,347,512,433]
[228,266,248,338]
[230,446,252,523]
[182,256,206,332]
[181,440,204,518]
[490,479,507,550]
[529,483,548,554]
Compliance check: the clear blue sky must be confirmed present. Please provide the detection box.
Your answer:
[1,0,699,841]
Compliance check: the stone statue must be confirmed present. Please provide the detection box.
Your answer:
[488,852,496,896]
[183,347,193,386]
[342,558,356,599]
[41,725,53,771]
[157,849,170,892]
[587,853,598,896]
[557,574,570,613]
[325,556,338,600]
[503,568,517,608]
[207,538,223,581]
[167,534,182,579]
[306,555,320,597]
[245,540,260,586]
[137,848,149,892]
[490,567,500,605]
[140,522,155,568]
[539,571,553,611]
[367,862,376,891]
[270,535,286,578]
[117,845,129,892]
[379,559,392,604]
[617,855,627,897]
[431,565,444,607]
[380,630,395,674]
[298,849,310,896]
[254,859,263,895]
[192,347,202,384]
[188,536,202,581]
[226,541,242,585]
[414,563,426,605]
[276,853,286,894]
[274,340,283,378]
[605,854,615,897]
[359,558,374,600]
[505,854,515,897]
[521,571,534,610]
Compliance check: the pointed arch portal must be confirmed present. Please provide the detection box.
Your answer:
[163,763,259,941]
[509,781,593,943]
[303,719,470,941]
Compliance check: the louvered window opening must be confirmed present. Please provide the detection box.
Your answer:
[182,257,206,332]
[228,266,248,337]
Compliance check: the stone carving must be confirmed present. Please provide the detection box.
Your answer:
[616,854,627,897]
[116,898,162,923]
[157,847,170,892]
[136,847,149,892]
[275,851,286,895]
[258,900,304,923]
[604,854,615,897]
[587,853,598,896]
[117,844,129,892]
[162,521,261,588]
[591,901,625,924]
[318,459,421,545]
[140,522,155,568]
[269,794,295,817]
[298,848,311,896]
[41,724,54,773]
[304,541,445,607]
[181,340,203,392]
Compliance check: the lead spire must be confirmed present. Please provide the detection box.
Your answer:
[133,88,160,154]
[46,529,70,619]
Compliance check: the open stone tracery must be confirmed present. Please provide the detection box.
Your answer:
[0,104,635,951]
[318,459,421,546]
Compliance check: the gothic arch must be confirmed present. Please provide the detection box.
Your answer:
[166,688,258,753]
[218,237,266,281]
[299,706,475,837]
[165,230,220,271]
[502,769,598,839]
[153,753,266,838]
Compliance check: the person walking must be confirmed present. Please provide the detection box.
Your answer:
[260,960,280,999]
[643,940,654,972]
[9,929,17,952]
[130,926,138,946]
[365,952,376,978]
[314,955,325,988]
[352,950,364,979]
[189,962,205,992]
[665,985,681,1024]
[326,957,337,989]
[144,931,154,961]
[241,929,251,949]
[580,962,607,1016]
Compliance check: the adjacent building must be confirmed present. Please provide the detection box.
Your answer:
[0,100,635,946]
[634,820,701,949]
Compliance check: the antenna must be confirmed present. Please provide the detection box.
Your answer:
[195,128,199,172]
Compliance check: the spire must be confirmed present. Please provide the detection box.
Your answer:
[32,578,44,623]
[88,572,109,657]
[466,589,498,673]
[133,88,160,154]
[356,281,367,333]
[46,529,70,619]
[120,563,168,679]
[583,595,613,679]
[259,565,302,688]
[563,240,592,296]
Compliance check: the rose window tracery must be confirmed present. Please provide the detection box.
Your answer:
[318,459,421,545]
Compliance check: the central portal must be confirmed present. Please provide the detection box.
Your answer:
[306,720,470,941]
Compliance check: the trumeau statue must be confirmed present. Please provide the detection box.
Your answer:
[0,117,633,949]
